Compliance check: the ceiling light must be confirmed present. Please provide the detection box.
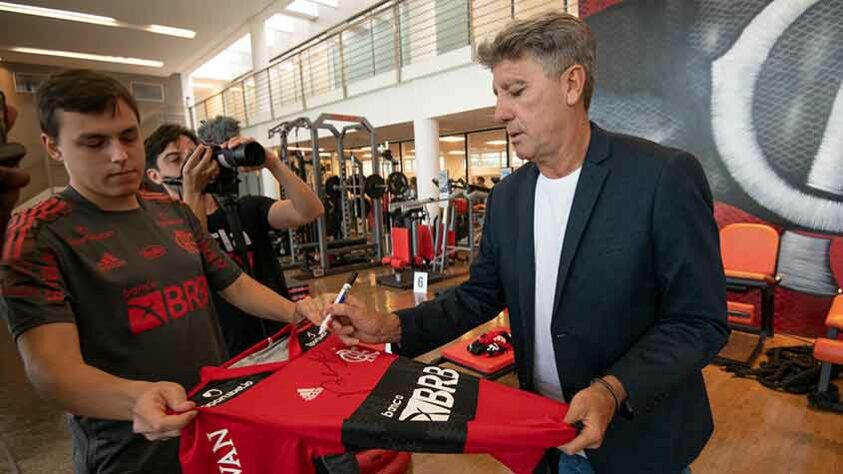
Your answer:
[0,2,196,38]
[485,140,507,146]
[7,47,163,67]
[363,153,372,158]
[439,136,465,143]
[448,150,466,155]
[144,25,196,39]
[0,2,116,25]
[319,152,332,157]
[288,146,325,152]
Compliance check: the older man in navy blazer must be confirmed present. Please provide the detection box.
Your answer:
[321,12,728,474]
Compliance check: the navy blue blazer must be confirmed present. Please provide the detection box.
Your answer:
[396,123,729,473]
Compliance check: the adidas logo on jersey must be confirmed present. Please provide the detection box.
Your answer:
[297,387,323,401]
[97,252,125,273]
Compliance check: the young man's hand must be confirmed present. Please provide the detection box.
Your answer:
[132,381,198,441]
[181,145,218,196]
[293,294,336,325]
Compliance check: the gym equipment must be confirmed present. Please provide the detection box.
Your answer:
[377,197,446,289]
[269,113,385,278]
[377,175,486,289]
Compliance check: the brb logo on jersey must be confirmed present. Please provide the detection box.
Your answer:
[380,366,462,421]
[125,276,210,334]
[337,348,380,363]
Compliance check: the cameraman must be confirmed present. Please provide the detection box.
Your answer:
[145,120,324,356]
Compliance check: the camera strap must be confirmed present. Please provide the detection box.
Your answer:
[219,195,275,338]
[219,195,253,276]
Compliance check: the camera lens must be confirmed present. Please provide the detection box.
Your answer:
[237,142,265,167]
[215,142,265,169]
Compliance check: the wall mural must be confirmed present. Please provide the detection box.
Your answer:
[581,0,843,336]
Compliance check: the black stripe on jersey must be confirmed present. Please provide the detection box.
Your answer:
[341,358,479,453]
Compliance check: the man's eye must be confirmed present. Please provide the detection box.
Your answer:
[121,132,138,142]
[511,88,524,97]
[86,141,105,149]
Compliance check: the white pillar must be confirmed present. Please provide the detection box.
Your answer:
[179,73,194,128]
[249,16,280,198]
[250,16,270,70]
[414,118,441,221]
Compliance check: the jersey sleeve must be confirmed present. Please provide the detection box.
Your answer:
[1,221,75,340]
[178,202,243,292]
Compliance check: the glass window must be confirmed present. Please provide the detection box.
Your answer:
[467,129,507,186]
[401,141,416,177]
[384,142,401,175]
[439,135,467,182]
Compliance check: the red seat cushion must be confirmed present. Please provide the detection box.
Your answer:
[814,338,843,364]
[416,225,434,262]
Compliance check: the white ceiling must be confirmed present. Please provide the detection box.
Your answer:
[0,0,280,77]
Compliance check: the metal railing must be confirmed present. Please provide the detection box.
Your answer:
[189,0,575,130]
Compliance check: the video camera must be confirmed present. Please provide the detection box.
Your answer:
[0,91,26,167]
[205,141,265,196]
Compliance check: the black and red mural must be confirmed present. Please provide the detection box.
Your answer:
[581,0,843,336]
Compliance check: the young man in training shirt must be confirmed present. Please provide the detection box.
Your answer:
[145,120,323,356]
[0,69,327,473]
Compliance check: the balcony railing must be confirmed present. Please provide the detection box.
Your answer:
[189,0,576,129]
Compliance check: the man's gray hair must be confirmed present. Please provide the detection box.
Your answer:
[197,115,241,145]
[476,11,596,110]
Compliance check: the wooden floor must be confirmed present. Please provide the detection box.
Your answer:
[309,266,843,474]
[1,264,841,473]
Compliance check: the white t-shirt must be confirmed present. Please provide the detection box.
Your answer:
[532,167,581,402]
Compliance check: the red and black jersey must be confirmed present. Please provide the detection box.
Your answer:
[181,329,578,474]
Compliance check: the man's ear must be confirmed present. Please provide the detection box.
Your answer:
[41,133,63,162]
[146,168,163,184]
[562,64,587,107]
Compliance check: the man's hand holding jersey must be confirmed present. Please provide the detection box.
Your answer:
[132,382,198,441]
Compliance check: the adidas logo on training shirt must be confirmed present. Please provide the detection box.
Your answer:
[97,252,125,273]
[298,387,323,401]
